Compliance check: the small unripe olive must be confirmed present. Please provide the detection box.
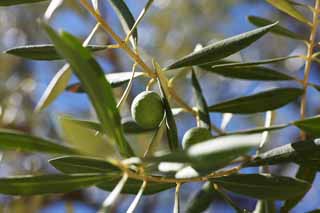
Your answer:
[182,127,212,149]
[131,91,164,129]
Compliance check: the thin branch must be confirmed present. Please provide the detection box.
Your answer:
[117,63,137,109]
[300,0,320,140]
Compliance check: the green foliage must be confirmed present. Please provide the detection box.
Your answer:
[1,0,320,212]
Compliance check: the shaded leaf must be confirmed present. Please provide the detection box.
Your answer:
[49,156,120,174]
[294,116,320,137]
[187,134,261,172]
[201,65,293,81]
[185,182,215,213]
[208,88,303,114]
[66,72,144,93]
[248,16,305,40]
[98,178,174,195]
[191,70,211,129]
[0,174,108,195]
[108,0,137,48]
[0,130,79,155]
[165,23,277,70]
[244,139,320,168]
[202,55,298,69]
[211,173,311,200]
[5,44,107,60]
[281,167,317,212]
[156,65,179,151]
[266,0,310,25]
[44,25,134,157]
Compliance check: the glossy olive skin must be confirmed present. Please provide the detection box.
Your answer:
[182,127,212,149]
[131,91,164,129]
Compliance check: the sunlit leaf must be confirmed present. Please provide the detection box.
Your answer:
[5,44,107,60]
[35,65,72,112]
[66,72,144,93]
[0,174,108,195]
[165,22,277,70]
[266,0,310,25]
[44,25,134,157]
[59,115,118,159]
[49,156,120,173]
[0,130,79,155]
[208,88,303,114]
[187,134,261,172]
[211,173,311,200]
[108,0,137,48]
[248,16,305,40]
[294,116,320,137]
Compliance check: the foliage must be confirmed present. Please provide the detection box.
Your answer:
[1,0,320,212]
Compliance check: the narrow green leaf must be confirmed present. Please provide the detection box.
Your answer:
[281,167,317,212]
[248,16,305,40]
[156,68,179,151]
[294,116,320,137]
[0,130,79,155]
[266,0,310,25]
[187,134,261,172]
[0,0,47,6]
[0,174,108,195]
[49,156,120,174]
[212,173,311,200]
[59,115,118,159]
[98,178,174,195]
[227,123,290,136]
[35,65,72,112]
[44,24,134,157]
[66,72,144,93]
[57,116,156,134]
[208,88,303,114]
[244,139,320,168]
[108,0,138,48]
[5,44,107,60]
[203,55,298,69]
[165,22,277,70]
[191,70,211,129]
[185,182,215,213]
[202,65,293,81]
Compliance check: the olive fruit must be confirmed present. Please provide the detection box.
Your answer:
[182,127,212,149]
[131,91,164,129]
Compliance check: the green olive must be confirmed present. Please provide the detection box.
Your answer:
[131,91,164,129]
[182,127,212,149]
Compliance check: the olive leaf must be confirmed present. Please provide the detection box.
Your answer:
[211,173,311,200]
[44,24,134,157]
[191,69,211,129]
[66,72,145,93]
[0,130,79,155]
[266,0,310,25]
[248,16,305,40]
[209,88,303,114]
[165,22,277,70]
[108,0,138,48]
[0,174,108,195]
[5,44,107,61]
